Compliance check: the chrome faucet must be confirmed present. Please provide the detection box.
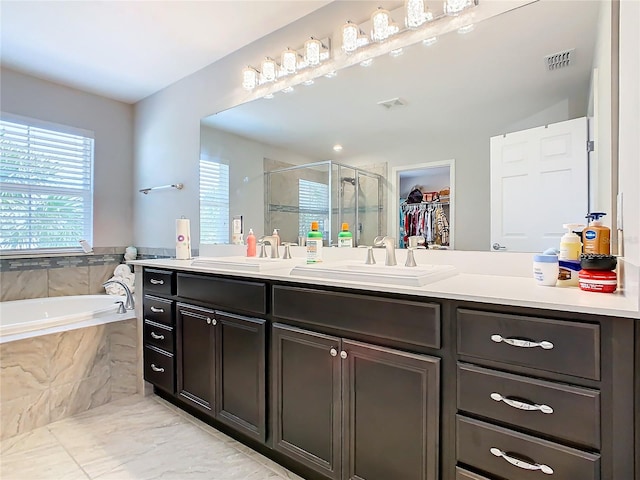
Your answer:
[259,236,280,258]
[103,280,135,310]
[373,236,397,266]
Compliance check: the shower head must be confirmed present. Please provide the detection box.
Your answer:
[341,177,356,186]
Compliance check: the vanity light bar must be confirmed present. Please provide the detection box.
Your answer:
[241,37,331,92]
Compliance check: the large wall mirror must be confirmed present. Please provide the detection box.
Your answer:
[200,0,615,252]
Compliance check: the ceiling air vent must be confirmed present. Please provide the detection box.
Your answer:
[377,97,407,110]
[544,48,575,71]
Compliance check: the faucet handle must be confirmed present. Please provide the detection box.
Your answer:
[365,246,376,265]
[407,236,425,248]
[405,247,418,267]
[258,242,267,258]
[282,242,294,259]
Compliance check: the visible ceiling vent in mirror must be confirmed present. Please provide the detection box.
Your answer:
[544,48,575,71]
[377,97,407,110]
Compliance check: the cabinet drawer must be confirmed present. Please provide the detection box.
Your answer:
[143,268,174,296]
[457,416,600,480]
[143,296,174,326]
[457,363,600,449]
[144,346,175,393]
[273,286,440,349]
[455,467,491,480]
[177,273,266,315]
[457,309,600,380]
[143,320,174,353]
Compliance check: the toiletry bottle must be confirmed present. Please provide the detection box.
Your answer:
[306,221,323,263]
[559,223,584,260]
[272,229,280,248]
[557,223,584,287]
[338,223,353,248]
[582,212,610,255]
[246,228,256,257]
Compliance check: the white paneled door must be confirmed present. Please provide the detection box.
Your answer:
[490,117,589,252]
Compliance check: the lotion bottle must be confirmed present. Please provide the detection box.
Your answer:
[246,228,256,257]
[338,223,353,248]
[558,223,584,287]
[582,212,610,255]
[306,221,323,263]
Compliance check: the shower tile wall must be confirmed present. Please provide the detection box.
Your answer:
[0,319,138,440]
[0,248,127,302]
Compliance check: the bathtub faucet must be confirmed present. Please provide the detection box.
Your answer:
[103,280,135,310]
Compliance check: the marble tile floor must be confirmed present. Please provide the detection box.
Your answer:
[0,395,304,480]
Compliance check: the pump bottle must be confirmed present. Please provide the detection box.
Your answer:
[246,228,256,257]
[583,212,610,255]
[557,223,584,287]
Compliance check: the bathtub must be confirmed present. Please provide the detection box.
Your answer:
[0,294,135,344]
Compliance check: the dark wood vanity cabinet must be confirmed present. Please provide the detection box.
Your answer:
[142,269,176,394]
[455,307,635,480]
[175,303,267,441]
[140,267,638,480]
[271,284,441,480]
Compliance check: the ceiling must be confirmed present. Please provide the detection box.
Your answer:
[0,1,331,104]
[202,0,602,159]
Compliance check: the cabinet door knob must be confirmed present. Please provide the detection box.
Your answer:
[206,317,211,324]
[330,348,338,357]
[340,350,348,359]
[150,332,165,340]
[212,319,217,326]
[490,448,554,475]
[491,334,554,350]
[150,363,165,373]
[149,279,164,285]
[490,392,553,414]
[150,306,164,313]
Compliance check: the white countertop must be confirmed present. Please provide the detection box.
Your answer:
[130,252,640,319]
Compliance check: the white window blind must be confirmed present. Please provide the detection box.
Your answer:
[298,179,329,239]
[200,159,230,244]
[0,116,94,252]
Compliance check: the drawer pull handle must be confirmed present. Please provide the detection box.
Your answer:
[150,332,165,340]
[491,334,554,350]
[490,448,554,475]
[490,392,553,414]
[150,363,165,373]
[150,306,165,313]
[149,279,165,285]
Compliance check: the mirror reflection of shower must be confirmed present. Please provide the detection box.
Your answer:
[265,160,384,246]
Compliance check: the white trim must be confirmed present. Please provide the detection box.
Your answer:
[0,111,95,139]
[389,159,456,250]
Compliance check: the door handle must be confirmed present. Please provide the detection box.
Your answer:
[492,242,507,251]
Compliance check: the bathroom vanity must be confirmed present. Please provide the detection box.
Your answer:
[134,259,639,480]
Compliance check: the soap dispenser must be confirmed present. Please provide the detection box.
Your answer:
[559,223,584,260]
[246,229,256,257]
[583,212,610,255]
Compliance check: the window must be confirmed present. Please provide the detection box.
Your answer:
[200,159,230,244]
[0,115,94,252]
[298,179,329,240]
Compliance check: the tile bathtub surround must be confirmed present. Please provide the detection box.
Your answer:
[0,395,303,480]
[0,250,128,302]
[0,319,139,440]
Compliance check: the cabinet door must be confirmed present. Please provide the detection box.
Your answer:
[176,303,215,414]
[272,323,342,480]
[214,311,266,443]
[342,340,440,480]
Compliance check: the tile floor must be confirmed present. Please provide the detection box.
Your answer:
[0,395,303,480]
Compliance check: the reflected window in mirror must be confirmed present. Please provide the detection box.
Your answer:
[298,179,329,241]
[200,159,229,244]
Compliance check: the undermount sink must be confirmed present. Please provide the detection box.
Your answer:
[191,256,304,272]
[290,261,458,287]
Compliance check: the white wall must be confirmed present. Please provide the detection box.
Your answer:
[0,67,134,248]
[200,126,314,239]
[618,0,640,266]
